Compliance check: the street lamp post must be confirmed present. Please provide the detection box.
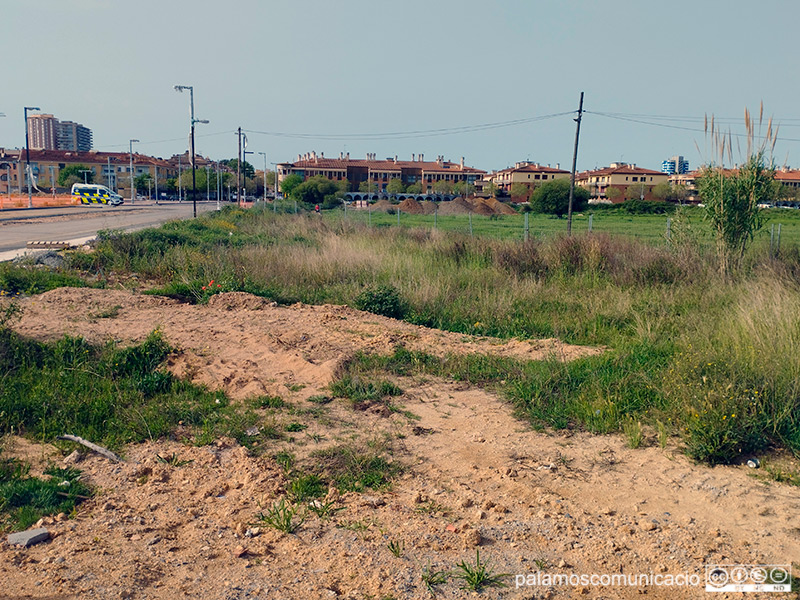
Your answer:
[258,152,267,203]
[129,139,139,204]
[271,162,279,211]
[174,85,209,218]
[24,106,41,208]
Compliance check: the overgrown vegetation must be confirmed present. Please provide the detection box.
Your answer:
[0,325,258,451]
[697,106,782,274]
[3,198,800,466]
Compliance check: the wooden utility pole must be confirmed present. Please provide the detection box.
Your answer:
[237,127,242,208]
[567,92,584,236]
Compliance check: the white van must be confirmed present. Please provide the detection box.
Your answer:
[71,183,124,206]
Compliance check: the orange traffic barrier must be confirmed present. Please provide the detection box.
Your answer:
[0,195,80,210]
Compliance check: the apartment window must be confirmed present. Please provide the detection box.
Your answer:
[632,177,638,182]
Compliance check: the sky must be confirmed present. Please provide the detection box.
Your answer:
[2,0,800,174]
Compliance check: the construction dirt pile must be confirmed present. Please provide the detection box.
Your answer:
[2,287,798,599]
[370,199,395,212]
[397,197,424,214]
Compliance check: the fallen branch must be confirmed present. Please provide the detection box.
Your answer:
[57,435,124,463]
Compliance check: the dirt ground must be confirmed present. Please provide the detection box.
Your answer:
[2,287,798,599]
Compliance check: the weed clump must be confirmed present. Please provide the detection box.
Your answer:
[0,459,92,532]
[354,284,406,319]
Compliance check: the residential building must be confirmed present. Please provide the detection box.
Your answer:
[27,114,93,151]
[482,161,570,199]
[27,114,59,150]
[57,121,93,152]
[0,148,21,195]
[277,152,485,193]
[577,163,669,202]
[7,149,179,196]
[661,155,690,175]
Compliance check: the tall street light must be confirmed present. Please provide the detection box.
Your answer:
[258,152,267,203]
[24,106,41,208]
[174,85,209,218]
[129,139,139,204]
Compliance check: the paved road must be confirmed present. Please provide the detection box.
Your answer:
[0,201,221,259]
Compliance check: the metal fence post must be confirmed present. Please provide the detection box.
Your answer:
[524,212,529,241]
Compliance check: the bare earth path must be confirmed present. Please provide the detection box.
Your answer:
[2,288,798,599]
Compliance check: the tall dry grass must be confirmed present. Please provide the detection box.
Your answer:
[64,207,800,463]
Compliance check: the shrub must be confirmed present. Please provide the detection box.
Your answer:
[354,285,406,319]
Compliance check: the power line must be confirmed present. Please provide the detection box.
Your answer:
[586,111,800,143]
[96,130,233,151]
[242,112,575,141]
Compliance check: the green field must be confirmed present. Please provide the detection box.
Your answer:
[316,204,800,249]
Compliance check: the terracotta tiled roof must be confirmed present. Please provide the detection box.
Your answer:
[24,149,174,168]
[582,164,666,177]
[290,158,485,174]
[774,169,800,181]
[496,164,569,175]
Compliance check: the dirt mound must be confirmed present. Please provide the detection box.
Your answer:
[468,197,496,216]
[13,287,601,400]
[370,199,395,212]
[397,197,424,214]
[436,197,475,215]
[207,291,272,311]
[4,287,799,599]
[481,196,518,215]
[419,200,438,214]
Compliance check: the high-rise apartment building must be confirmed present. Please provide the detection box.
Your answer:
[661,155,689,175]
[57,121,93,151]
[26,114,93,151]
[27,114,59,150]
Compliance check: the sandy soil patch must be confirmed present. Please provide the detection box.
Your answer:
[2,288,798,599]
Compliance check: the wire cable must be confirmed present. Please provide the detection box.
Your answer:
[242,111,575,141]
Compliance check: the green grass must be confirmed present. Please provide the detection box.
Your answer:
[0,459,92,532]
[0,262,91,296]
[329,375,403,408]
[256,498,304,533]
[454,550,509,592]
[0,327,259,452]
[311,440,398,493]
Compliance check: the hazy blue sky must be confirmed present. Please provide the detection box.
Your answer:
[2,0,799,173]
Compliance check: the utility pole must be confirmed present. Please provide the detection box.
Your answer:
[154,165,158,201]
[566,91,584,236]
[258,152,267,203]
[206,165,210,202]
[237,128,242,207]
[178,155,182,202]
[174,85,207,217]
[129,139,139,204]
[107,157,113,191]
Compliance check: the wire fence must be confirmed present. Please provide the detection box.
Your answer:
[321,206,800,250]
